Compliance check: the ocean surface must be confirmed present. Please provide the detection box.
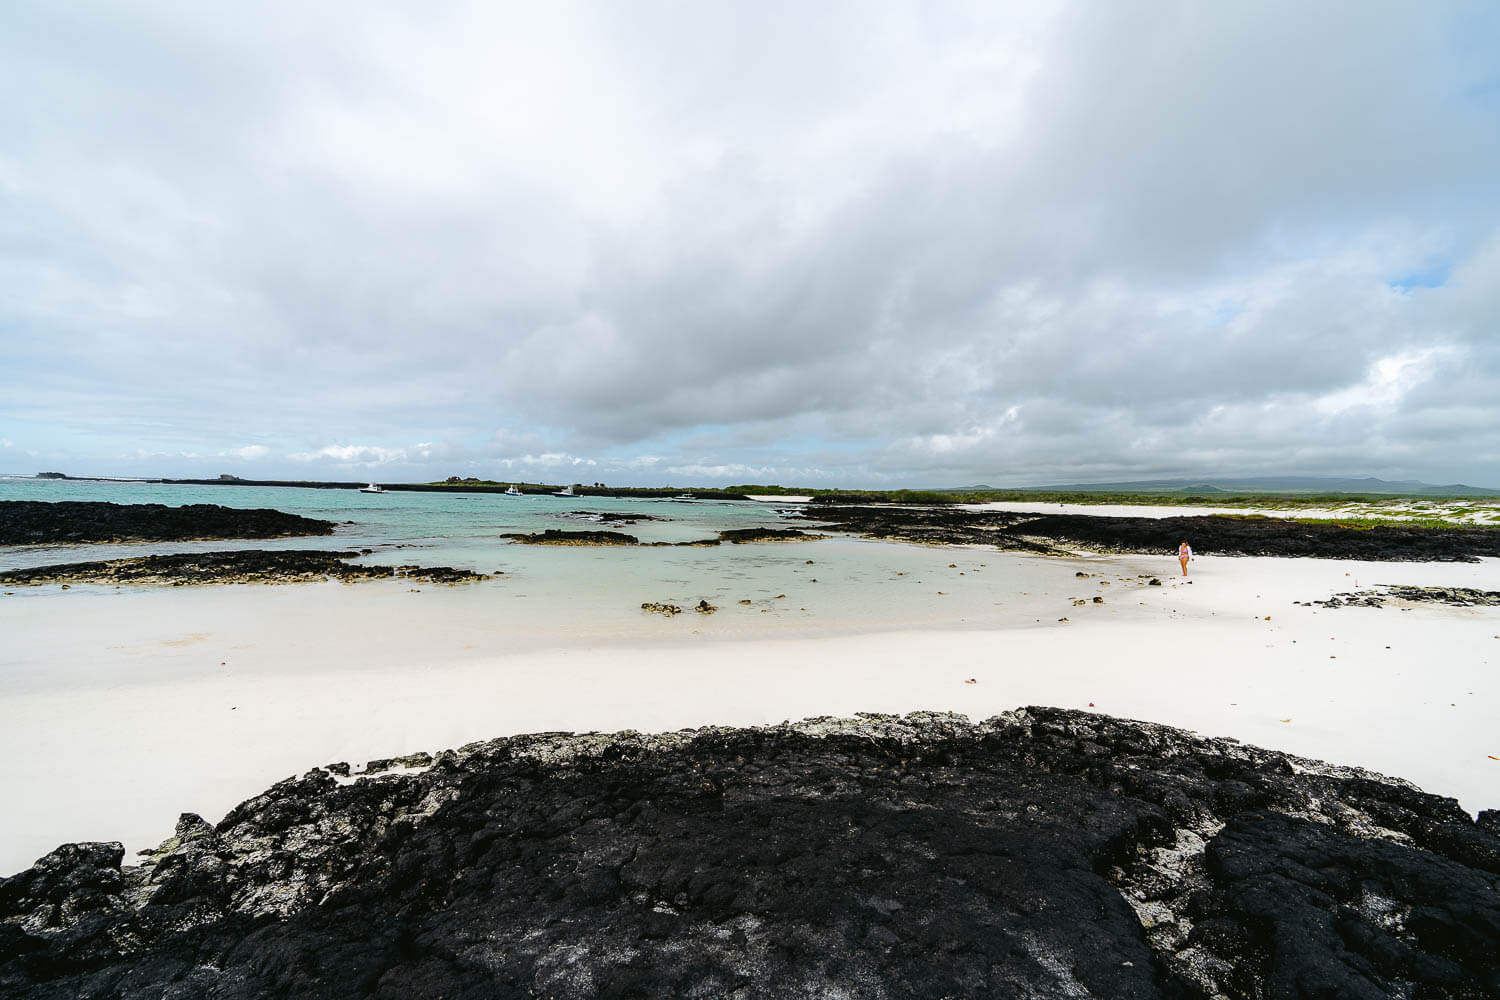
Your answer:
[0,477,1112,647]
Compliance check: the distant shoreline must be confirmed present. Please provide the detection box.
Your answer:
[16,475,759,501]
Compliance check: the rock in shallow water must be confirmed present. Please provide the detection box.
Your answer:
[0,551,491,587]
[0,709,1496,999]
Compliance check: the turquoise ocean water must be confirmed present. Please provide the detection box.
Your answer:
[0,477,1095,641]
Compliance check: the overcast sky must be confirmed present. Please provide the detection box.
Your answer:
[3,1,1498,487]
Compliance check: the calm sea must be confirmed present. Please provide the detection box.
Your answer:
[0,477,1097,639]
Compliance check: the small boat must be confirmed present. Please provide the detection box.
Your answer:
[359,483,385,494]
[504,485,522,496]
[553,485,576,497]
[673,493,696,500]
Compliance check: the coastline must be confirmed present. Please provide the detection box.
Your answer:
[2,549,1496,875]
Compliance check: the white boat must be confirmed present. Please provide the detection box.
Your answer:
[552,485,576,497]
[504,485,522,496]
[673,493,696,500]
[359,483,385,494]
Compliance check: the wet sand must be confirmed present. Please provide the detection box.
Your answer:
[1,549,1496,874]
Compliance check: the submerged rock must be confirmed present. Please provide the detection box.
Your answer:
[1,709,1495,998]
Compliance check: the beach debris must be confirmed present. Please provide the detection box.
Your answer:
[1072,599,1086,606]
[1075,572,1089,577]
[694,600,716,614]
[949,563,957,568]
[805,560,814,564]
[1088,701,1095,707]
[1093,596,1103,604]
[1057,617,1069,622]
[1148,578,1161,586]
[1280,718,1292,723]
[775,594,786,599]
[641,602,682,616]
[964,678,977,685]
[738,599,752,605]
[809,578,817,583]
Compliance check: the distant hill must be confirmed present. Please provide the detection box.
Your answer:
[948,476,1500,497]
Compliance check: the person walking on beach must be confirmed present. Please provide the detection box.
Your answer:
[1177,541,1193,577]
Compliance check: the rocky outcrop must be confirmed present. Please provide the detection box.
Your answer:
[798,505,1060,551]
[1,709,1495,999]
[0,501,335,546]
[500,529,640,545]
[716,528,820,543]
[800,506,1500,561]
[1298,585,1500,609]
[0,551,491,586]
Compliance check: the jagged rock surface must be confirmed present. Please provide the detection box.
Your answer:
[800,506,1500,561]
[500,529,640,545]
[1299,585,1500,609]
[1,709,1496,999]
[0,550,491,586]
[0,501,335,546]
[716,528,819,543]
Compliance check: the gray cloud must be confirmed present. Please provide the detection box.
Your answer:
[2,1,1497,486]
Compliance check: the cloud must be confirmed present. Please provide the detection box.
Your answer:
[499,452,597,469]
[288,444,410,466]
[2,2,1498,485]
[219,444,270,461]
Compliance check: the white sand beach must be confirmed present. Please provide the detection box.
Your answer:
[1,549,1497,875]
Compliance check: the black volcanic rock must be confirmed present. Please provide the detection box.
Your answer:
[1301,585,1500,608]
[0,501,334,546]
[716,527,819,543]
[1008,513,1500,562]
[500,529,639,545]
[2,709,1496,999]
[0,551,491,586]
[800,506,1500,561]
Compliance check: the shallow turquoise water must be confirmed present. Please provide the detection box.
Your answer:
[0,477,1106,638]
[0,478,804,568]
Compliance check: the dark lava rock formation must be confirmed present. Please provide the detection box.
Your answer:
[0,501,335,546]
[716,528,818,544]
[503,528,818,547]
[2,709,1496,999]
[501,529,640,545]
[1298,585,1500,609]
[799,506,1055,552]
[0,551,491,586]
[801,506,1500,562]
